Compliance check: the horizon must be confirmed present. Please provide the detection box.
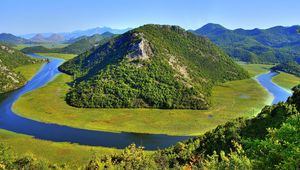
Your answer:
[1,0,299,35]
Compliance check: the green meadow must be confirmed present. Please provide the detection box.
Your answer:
[272,71,300,92]
[13,58,276,136]
[14,44,69,50]
[2,53,300,167]
[0,129,120,168]
[36,53,77,60]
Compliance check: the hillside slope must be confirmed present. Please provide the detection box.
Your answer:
[59,24,249,109]
[0,45,39,93]
[21,33,115,55]
[194,23,300,63]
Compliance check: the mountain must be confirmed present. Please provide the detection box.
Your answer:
[0,33,31,44]
[59,24,249,109]
[21,33,115,54]
[30,33,65,42]
[101,31,115,38]
[61,27,130,40]
[0,44,39,93]
[46,33,65,42]
[30,34,46,42]
[194,23,300,63]
[20,27,131,40]
[59,33,115,54]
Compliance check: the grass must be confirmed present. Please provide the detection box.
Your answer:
[14,44,69,50]
[36,53,77,60]
[13,65,271,136]
[239,63,274,77]
[15,62,45,80]
[272,71,300,92]
[0,129,120,168]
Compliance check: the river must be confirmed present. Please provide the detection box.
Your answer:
[0,55,293,150]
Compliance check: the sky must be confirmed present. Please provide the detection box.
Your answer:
[0,0,299,35]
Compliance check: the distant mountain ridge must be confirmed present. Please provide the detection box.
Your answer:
[20,26,131,40]
[21,32,116,54]
[194,23,300,63]
[0,33,31,44]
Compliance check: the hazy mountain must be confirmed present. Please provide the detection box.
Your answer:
[46,33,65,42]
[194,23,300,63]
[0,33,31,44]
[21,33,115,54]
[30,34,46,42]
[59,24,248,109]
[20,27,131,40]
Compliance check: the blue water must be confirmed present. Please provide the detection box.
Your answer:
[256,72,292,104]
[0,55,293,150]
[0,55,191,150]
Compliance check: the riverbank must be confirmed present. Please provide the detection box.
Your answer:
[12,55,271,136]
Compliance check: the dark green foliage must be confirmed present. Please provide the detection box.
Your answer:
[60,34,115,54]
[194,23,300,63]
[21,46,54,54]
[59,24,249,109]
[0,44,39,93]
[272,61,300,77]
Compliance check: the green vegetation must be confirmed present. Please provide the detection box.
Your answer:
[272,61,300,77]
[0,44,41,93]
[195,23,300,63]
[20,34,115,55]
[5,84,300,169]
[272,71,300,91]
[14,63,45,82]
[239,63,273,77]
[36,53,76,60]
[14,43,69,50]
[84,88,300,169]
[0,129,120,169]
[13,66,268,135]
[59,24,249,109]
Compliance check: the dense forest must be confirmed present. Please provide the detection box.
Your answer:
[194,23,300,64]
[272,61,300,77]
[1,84,299,169]
[0,44,40,93]
[59,24,249,109]
[21,33,115,55]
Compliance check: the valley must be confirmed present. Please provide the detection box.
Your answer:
[0,2,300,167]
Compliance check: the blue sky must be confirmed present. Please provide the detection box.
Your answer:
[0,0,299,34]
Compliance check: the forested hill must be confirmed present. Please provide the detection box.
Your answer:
[0,44,39,93]
[59,24,249,109]
[21,33,115,55]
[194,23,300,64]
[272,61,300,77]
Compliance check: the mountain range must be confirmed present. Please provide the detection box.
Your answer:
[21,32,116,54]
[19,26,131,40]
[59,24,249,109]
[194,23,300,63]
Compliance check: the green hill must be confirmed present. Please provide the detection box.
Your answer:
[0,44,39,93]
[59,24,249,109]
[59,33,115,54]
[194,23,300,63]
[21,33,115,55]
[272,61,300,77]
